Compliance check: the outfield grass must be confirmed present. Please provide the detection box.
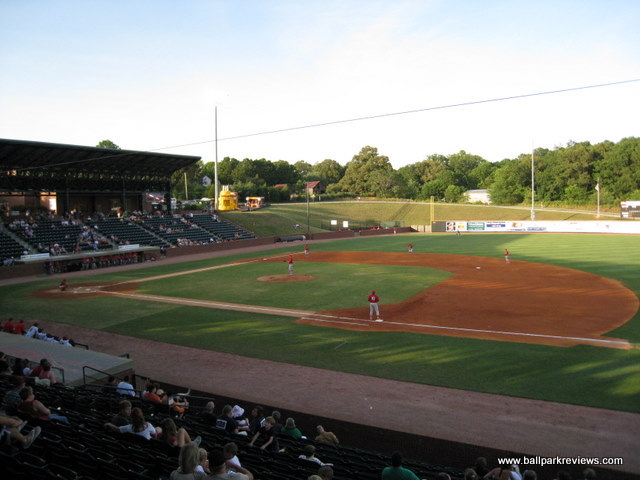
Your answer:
[2,233,639,413]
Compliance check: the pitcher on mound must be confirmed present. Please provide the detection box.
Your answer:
[368,290,382,322]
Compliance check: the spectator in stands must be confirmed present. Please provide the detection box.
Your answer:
[200,400,217,425]
[484,464,522,480]
[473,457,490,477]
[0,414,41,449]
[196,448,210,474]
[382,451,420,480]
[110,400,132,427]
[248,415,279,452]
[298,445,333,467]
[0,360,11,376]
[223,442,242,469]
[208,448,254,480]
[13,319,26,335]
[246,405,264,435]
[36,359,58,384]
[216,404,239,434]
[2,375,26,415]
[315,425,339,446]
[522,470,537,480]
[170,393,190,417]
[554,471,572,480]
[271,410,283,435]
[437,473,452,480]
[280,417,303,439]
[29,358,47,378]
[18,386,69,423]
[464,468,479,480]
[11,358,29,376]
[158,418,200,448]
[169,443,209,480]
[102,375,119,394]
[116,375,136,396]
[317,466,334,480]
[105,406,159,439]
[579,469,595,480]
[308,477,322,480]
[142,383,163,403]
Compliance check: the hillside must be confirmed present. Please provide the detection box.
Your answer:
[222,201,615,237]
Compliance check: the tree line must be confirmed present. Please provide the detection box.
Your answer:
[99,138,640,206]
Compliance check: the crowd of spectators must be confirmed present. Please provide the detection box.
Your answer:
[0,357,602,480]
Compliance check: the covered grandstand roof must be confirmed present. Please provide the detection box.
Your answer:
[0,138,200,192]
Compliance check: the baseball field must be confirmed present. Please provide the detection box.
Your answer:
[3,232,640,413]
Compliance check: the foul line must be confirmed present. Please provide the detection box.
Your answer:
[303,316,629,348]
[101,289,629,348]
[111,253,295,286]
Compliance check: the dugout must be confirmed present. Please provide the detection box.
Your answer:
[0,138,200,215]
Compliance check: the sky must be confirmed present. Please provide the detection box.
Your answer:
[1,0,639,169]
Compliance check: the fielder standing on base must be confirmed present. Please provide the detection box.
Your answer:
[368,290,382,322]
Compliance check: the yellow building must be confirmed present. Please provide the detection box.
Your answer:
[218,190,238,211]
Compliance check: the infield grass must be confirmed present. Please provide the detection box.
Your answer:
[2,233,639,413]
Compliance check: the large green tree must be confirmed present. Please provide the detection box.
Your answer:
[171,160,205,200]
[489,156,530,204]
[337,146,393,195]
[310,159,345,186]
[96,139,120,149]
[594,137,640,200]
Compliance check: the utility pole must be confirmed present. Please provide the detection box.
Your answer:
[214,106,219,212]
[530,146,536,220]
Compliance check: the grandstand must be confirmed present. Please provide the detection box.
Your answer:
[0,230,26,262]
[86,218,170,249]
[0,332,468,480]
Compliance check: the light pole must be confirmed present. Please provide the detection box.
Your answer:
[530,146,536,221]
[306,182,310,238]
[214,106,219,212]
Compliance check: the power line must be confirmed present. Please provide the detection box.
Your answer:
[13,77,640,170]
[215,78,640,142]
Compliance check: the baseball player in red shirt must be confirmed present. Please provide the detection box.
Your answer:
[408,243,413,253]
[287,255,294,275]
[504,249,510,264]
[304,244,309,256]
[59,278,68,291]
[368,290,382,322]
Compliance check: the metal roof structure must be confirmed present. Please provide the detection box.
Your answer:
[0,138,200,192]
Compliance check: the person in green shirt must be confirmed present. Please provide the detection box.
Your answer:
[279,417,303,439]
[382,451,421,480]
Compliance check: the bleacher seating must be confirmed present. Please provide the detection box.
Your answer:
[0,230,26,260]
[88,218,170,248]
[190,214,256,241]
[140,216,218,245]
[0,375,464,480]
[14,220,84,254]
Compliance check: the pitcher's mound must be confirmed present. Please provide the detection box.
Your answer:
[257,274,316,283]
